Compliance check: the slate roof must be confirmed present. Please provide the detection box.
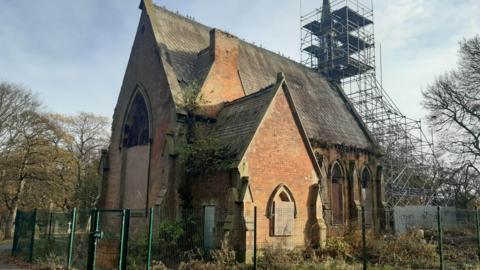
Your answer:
[146,3,379,153]
[212,84,277,163]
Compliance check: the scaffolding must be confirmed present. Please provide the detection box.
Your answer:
[301,0,439,206]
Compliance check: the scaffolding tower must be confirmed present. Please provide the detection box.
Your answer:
[301,0,439,206]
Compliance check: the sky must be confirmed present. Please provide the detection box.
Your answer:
[0,0,479,123]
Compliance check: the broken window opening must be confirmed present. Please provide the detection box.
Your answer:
[123,92,150,148]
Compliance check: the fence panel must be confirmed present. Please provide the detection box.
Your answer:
[441,208,478,269]
[150,208,200,268]
[366,207,440,269]
[92,210,124,270]
[71,209,91,269]
[12,210,35,261]
[33,210,71,265]
[126,209,149,270]
[12,206,480,268]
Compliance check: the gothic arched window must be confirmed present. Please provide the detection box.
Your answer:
[331,162,344,225]
[361,167,373,225]
[123,92,150,148]
[268,185,296,236]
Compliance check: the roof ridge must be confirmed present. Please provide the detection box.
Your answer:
[151,4,321,77]
[152,4,211,31]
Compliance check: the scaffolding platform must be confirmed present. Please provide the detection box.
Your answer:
[301,0,439,206]
[332,6,373,28]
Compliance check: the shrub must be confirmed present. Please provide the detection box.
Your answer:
[317,237,354,260]
[38,252,64,270]
[343,229,438,269]
[209,236,237,267]
[257,245,305,270]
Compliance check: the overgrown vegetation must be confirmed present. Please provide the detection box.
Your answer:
[176,80,234,219]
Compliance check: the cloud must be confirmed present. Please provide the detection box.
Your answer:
[374,0,480,120]
[0,0,477,122]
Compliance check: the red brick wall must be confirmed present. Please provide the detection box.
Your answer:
[101,10,177,211]
[242,87,319,248]
[198,30,245,117]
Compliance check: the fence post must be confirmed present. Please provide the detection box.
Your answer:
[147,208,154,270]
[87,209,100,270]
[28,209,37,263]
[47,211,53,240]
[437,206,444,270]
[476,208,480,261]
[118,209,130,270]
[361,206,367,270]
[67,208,77,269]
[11,210,21,256]
[253,206,257,270]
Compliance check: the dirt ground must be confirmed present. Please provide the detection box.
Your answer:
[0,243,25,270]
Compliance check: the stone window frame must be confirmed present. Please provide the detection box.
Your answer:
[267,184,297,236]
[360,165,374,225]
[330,160,345,225]
[120,85,153,149]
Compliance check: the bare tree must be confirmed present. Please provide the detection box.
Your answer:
[423,36,480,206]
[0,82,110,238]
[50,112,110,208]
[0,100,69,238]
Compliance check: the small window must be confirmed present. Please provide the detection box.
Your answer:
[269,185,296,236]
[332,162,343,183]
[315,152,324,168]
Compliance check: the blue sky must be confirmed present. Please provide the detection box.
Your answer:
[0,0,479,122]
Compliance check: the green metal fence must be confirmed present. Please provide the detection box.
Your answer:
[11,206,480,270]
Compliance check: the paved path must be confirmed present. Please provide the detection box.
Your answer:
[0,244,24,270]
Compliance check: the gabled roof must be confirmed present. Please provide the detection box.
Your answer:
[213,74,323,179]
[212,83,277,164]
[141,1,380,153]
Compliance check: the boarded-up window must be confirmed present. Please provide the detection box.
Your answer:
[269,187,296,236]
[361,167,373,226]
[331,162,343,225]
[274,201,295,236]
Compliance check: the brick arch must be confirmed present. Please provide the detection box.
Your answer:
[267,184,297,236]
[267,184,297,218]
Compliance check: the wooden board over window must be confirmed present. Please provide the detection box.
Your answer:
[274,201,295,236]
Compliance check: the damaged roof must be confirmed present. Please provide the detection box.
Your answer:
[145,2,379,153]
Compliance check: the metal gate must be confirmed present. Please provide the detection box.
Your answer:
[86,209,130,270]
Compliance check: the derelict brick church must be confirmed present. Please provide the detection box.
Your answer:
[99,0,386,260]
